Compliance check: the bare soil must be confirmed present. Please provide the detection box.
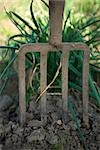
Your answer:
[0,92,100,150]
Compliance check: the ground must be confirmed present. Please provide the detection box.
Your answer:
[0,91,100,150]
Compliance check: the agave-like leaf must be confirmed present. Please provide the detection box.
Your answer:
[10,11,35,32]
[30,0,40,34]
[63,10,71,32]
[69,63,82,77]
[6,11,29,40]
[0,55,17,80]
[79,17,100,30]
[0,46,18,49]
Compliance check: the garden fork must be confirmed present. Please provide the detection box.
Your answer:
[18,0,89,126]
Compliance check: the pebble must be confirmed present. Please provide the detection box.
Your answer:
[57,120,62,125]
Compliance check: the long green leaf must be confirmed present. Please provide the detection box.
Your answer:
[30,0,40,33]
[0,55,17,80]
[41,0,49,8]
[10,11,35,32]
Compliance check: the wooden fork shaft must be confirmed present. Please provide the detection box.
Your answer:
[49,0,65,46]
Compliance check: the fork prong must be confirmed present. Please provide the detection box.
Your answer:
[62,50,69,122]
[18,53,26,125]
[83,50,89,126]
[40,51,47,123]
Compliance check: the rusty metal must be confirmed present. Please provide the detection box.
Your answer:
[18,0,89,126]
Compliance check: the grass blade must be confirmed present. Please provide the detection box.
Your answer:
[30,0,40,34]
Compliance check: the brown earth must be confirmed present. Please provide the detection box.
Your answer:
[0,92,100,150]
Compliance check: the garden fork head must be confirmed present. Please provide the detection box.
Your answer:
[18,0,89,126]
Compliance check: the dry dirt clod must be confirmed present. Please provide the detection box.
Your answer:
[28,120,43,128]
[27,128,45,143]
[46,133,58,145]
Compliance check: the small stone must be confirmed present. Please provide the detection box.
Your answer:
[57,120,62,125]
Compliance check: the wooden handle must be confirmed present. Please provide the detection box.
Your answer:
[49,0,65,46]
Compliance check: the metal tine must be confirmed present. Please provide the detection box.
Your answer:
[62,43,89,126]
[18,53,26,125]
[83,50,90,126]
[40,51,47,123]
[61,50,69,122]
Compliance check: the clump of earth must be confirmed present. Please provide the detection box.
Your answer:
[0,93,100,150]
